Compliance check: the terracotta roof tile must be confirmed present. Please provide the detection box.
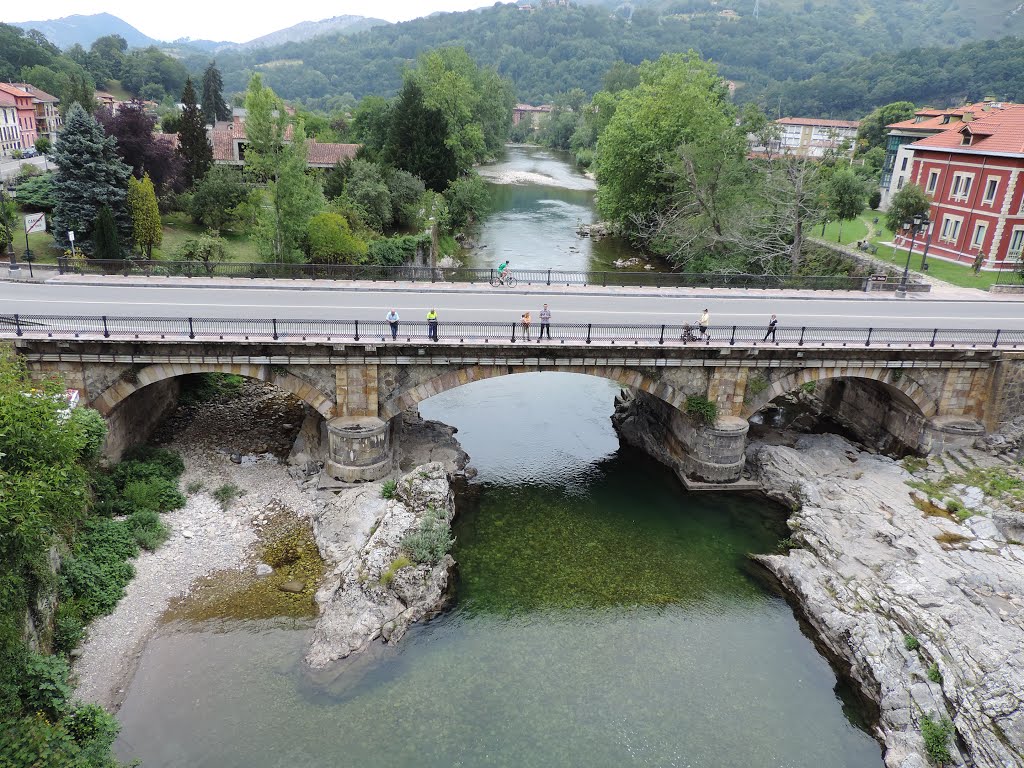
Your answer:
[911,104,1024,155]
[886,102,1013,131]
[306,140,359,166]
[11,83,59,103]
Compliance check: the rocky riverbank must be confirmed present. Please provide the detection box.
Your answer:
[749,435,1024,768]
[72,379,470,710]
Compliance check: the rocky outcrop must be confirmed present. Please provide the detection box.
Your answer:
[305,463,456,670]
[749,435,1024,768]
[976,415,1024,461]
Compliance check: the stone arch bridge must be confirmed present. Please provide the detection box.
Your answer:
[12,337,1023,486]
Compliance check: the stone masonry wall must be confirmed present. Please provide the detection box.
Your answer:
[987,354,1024,432]
[102,378,181,460]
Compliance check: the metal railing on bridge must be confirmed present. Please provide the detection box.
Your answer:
[2,314,1020,350]
[53,258,926,292]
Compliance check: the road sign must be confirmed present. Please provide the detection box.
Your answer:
[870,273,888,282]
[24,213,45,234]
[68,230,75,242]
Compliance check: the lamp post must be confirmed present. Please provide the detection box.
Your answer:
[918,218,934,271]
[896,213,927,298]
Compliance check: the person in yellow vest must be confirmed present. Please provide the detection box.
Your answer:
[521,310,531,340]
[426,308,438,341]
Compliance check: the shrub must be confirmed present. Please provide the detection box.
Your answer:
[304,211,368,264]
[122,477,186,513]
[65,703,120,753]
[19,653,72,719]
[684,395,718,426]
[120,446,185,479]
[402,516,454,564]
[927,661,942,684]
[186,480,204,494]
[904,634,920,651]
[68,408,107,460]
[380,480,398,499]
[868,189,882,210]
[212,483,242,509]
[366,234,425,267]
[126,510,169,551]
[53,603,85,654]
[920,713,953,765]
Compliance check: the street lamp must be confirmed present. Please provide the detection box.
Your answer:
[896,214,928,298]
[918,217,934,271]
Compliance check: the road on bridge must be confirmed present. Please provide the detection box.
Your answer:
[1,281,1022,331]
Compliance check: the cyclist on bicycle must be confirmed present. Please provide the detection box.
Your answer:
[498,260,510,283]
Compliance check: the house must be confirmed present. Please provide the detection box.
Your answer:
[95,91,117,110]
[208,111,358,168]
[0,83,38,150]
[895,104,1024,271]
[512,103,553,128]
[877,102,1012,210]
[12,83,61,144]
[0,91,22,157]
[749,117,859,160]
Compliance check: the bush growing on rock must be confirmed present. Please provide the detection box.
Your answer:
[212,483,242,509]
[126,509,170,551]
[920,713,953,765]
[123,477,186,514]
[402,516,454,564]
[903,635,920,651]
[380,480,397,499]
[927,662,942,684]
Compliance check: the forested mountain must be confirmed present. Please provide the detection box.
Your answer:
[10,12,157,49]
[200,0,1024,112]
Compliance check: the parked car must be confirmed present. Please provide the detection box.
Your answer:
[21,148,37,158]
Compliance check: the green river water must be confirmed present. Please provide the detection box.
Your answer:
[113,374,882,768]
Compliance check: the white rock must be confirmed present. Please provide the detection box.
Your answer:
[181,530,194,539]
[255,563,273,577]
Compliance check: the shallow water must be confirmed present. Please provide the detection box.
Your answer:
[468,145,648,271]
[114,374,882,768]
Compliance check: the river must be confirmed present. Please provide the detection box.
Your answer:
[467,144,648,271]
[110,150,883,768]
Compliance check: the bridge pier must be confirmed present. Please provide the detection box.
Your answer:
[680,416,749,484]
[324,416,396,482]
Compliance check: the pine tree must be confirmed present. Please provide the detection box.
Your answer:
[127,173,162,257]
[50,103,132,253]
[201,62,230,125]
[384,78,458,193]
[178,77,213,186]
[92,205,122,260]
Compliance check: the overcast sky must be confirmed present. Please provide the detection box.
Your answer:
[6,1,491,43]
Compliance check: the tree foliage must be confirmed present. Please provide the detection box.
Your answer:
[383,78,458,192]
[177,77,212,186]
[856,102,917,154]
[95,101,182,193]
[304,212,368,264]
[91,205,122,260]
[826,169,867,241]
[50,103,132,252]
[201,61,230,125]
[886,184,931,234]
[127,173,161,257]
[189,166,250,231]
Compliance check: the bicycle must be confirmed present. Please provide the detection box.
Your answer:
[490,273,518,287]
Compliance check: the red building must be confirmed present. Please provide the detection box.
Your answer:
[898,104,1024,271]
[0,83,38,149]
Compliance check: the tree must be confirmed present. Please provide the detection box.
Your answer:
[343,160,392,232]
[0,194,15,254]
[33,137,51,156]
[856,102,917,154]
[304,212,368,264]
[176,233,229,275]
[383,78,458,192]
[885,183,931,235]
[95,100,182,193]
[826,169,867,241]
[190,166,250,231]
[201,61,230,125]
[92,205,122,259]
[350,96,393,162]
[177,77,213,186]
[443,174,489,230]
[14,173,55,212]
[386,169,426,228]
[243,75,324,261]
[595,53,738,240]
[127,173,161,257]
[50,103,131,252]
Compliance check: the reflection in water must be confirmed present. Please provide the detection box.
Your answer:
[468,145,650,271]
[113,373,882,768]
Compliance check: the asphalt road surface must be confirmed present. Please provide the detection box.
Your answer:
[1,281,1021,331]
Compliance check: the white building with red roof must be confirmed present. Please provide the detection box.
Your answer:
[0,83,38,150]
[749,117,859,160]
[895,103,1024,270]
[12,83,61,144]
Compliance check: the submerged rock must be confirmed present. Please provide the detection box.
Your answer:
[748,434,1024,768]
[305,463,456,670]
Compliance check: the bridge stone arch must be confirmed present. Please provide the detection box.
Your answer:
[739,366,935,421]
[379,364,693,420]
[91,362,336,418]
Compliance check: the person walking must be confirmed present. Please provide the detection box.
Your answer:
[386,309,400,340]
[521,310,531,340]
[538,303,551,340]
[699,308,710,339]
[426,308,438,342]
[763,313,778,343]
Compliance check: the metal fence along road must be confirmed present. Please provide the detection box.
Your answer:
[54,258,928,292]
[3,315,1020,349]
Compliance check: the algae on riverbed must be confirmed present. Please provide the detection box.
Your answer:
[162,501,324,622]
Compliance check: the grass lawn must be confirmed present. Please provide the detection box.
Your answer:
[156,212,259,261]
[820,216,869,246]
